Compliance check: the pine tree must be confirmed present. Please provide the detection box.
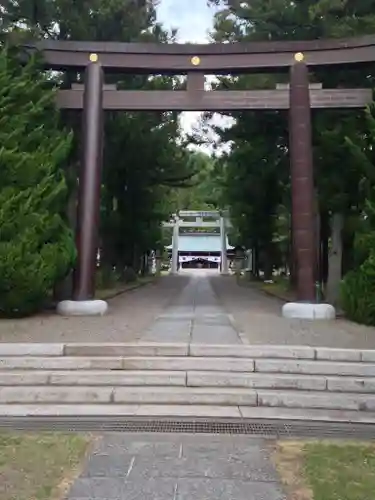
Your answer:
[0,47,75,316]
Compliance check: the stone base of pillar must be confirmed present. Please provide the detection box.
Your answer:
[57,300,108,316]
[282,302,336,320]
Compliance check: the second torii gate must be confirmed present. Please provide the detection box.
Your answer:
[163,211,231,275]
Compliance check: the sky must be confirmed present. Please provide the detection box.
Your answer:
[157,0,215,44]
[156,0,230,152]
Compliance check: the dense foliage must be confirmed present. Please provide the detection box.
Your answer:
[340,104,375,323]
[0,48,75,316]
[1,0,200,298]
[207,0,375,321]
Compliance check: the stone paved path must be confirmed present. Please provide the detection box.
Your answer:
[67,433,285,500]
[140,270,242,344]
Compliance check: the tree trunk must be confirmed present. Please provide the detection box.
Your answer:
[342,221,355,277]
[263,244,273,280]
[53,164,78,302]
[252,245,259,278]
[326,212,344,306]
[289,213,297,288]
[132,245,141,274]
[320,210,330,286]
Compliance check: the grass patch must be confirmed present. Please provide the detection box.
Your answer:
[304,441,375,500]
[239,274,296,301]
[274,441,313,500]
[96,275,156,300]
[0,432,92,500]
[262,281,295,301]
[275,440,375,500]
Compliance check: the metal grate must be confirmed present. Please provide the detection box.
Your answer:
[0,417,374,439]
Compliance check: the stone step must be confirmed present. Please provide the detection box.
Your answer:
[64,343,316,359]
[60,345,375,362]
[189,344,316,359]
[188,371,327,390]
[1,404,375,423]
[1,384,375,410]
[255,359,375,377]
[257,389,375,411]
[2,355,375,377]
[2,343,375,362]
[0,356,255,372]
[0,386,257,406]
[0,370,186,386]
[64,343,188,357]
[1,370,375,394]
[189,372,375,394]
[0,343,64,356]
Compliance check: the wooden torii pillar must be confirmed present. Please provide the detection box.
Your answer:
[283,52,335,320]
[57,53,108,316]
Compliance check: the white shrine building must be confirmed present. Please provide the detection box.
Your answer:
[164,210,233,274]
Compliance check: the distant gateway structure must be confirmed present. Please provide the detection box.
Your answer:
[163,211,232,274]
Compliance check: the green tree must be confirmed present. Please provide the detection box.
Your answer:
[0,47,75,316]
[2,0,196,284]
[208,0,375,291]
[168,150,221,212]
[340,103,375,324]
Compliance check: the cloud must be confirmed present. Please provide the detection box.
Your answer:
[157,0,233,154]
[157,0,213,43]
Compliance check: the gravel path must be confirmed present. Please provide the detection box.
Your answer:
[0,276,189,343]
[3,271,375,348]
[210,275,375,349]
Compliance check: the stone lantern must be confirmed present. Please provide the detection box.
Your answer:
[234,246,245,276]
[155,249,162,275]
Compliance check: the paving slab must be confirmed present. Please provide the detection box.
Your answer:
[176,478,285,500]
[139,271,242,345]
[67,433,285,500]
[191,325,241,344]
[68,477,177,499]
[141,320,192,343]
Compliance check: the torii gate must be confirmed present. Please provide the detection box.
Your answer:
[163,211,231,274]
[23,36,375,318]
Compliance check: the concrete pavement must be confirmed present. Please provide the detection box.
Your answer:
[67,433,285,500]
[140,270,242,344]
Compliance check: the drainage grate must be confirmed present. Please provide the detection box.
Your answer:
[0,417,374,439]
